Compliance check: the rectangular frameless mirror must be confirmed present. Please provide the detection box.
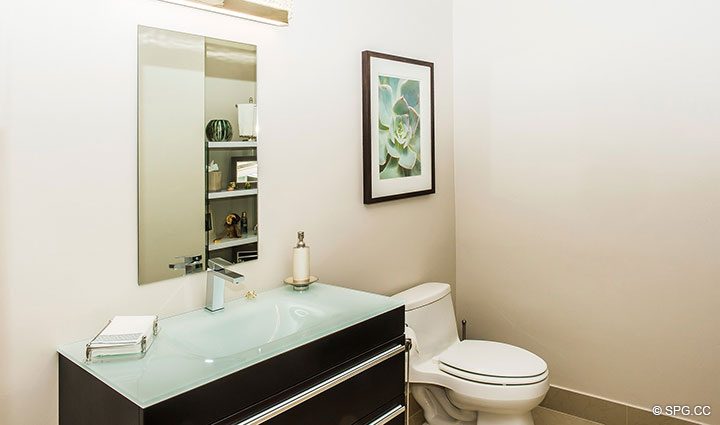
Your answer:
[138,26,259,285]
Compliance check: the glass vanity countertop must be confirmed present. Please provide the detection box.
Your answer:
[57,283,403,408]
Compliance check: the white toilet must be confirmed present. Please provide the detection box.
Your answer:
[393,283,549,425]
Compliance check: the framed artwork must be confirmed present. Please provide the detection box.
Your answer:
[362,51,435,204]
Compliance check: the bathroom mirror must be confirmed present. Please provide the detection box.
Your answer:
[138,26,259,285]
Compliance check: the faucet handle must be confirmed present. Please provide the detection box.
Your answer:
[208,257,244,285]
[174,255,202,263]
[208,257,234,271]
[169,255,203,271]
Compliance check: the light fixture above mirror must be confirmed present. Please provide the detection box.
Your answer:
[157,0,292,26]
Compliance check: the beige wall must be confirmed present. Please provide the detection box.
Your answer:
[0,1,455,423]
[453,1,719,423]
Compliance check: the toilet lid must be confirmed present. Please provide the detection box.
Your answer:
[439,340,547,384]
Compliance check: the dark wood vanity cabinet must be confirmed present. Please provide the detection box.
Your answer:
[59,306,406,425]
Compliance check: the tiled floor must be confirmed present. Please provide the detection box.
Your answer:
[533,406,604,425]
[541,387,701,425]
[541,386,626,425]
[408,394,425,425]
[407,388,703,425]
[409,410,425,425]
[408,394,594,425]
[409,406,596,425]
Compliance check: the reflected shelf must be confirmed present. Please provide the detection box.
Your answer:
[207,141,257,149]
[207,188,258,200]
[209,235,258,251]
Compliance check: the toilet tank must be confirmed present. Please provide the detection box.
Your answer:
[393,283,459,360]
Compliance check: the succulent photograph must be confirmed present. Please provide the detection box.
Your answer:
[362,51,434,204]
[378,75,421,179]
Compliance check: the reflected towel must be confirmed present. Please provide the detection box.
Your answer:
[236,103,257,138]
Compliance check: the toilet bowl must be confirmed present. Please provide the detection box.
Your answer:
[393,283,549,425]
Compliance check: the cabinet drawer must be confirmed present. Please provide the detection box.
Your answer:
[357,400,406,425]
[228,346,405,425]
[381,415,404,425]
[146,308,404,425]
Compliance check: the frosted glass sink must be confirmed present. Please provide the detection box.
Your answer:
[58,283,403,408]
[162,296,341,359]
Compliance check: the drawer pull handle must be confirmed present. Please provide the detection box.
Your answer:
[236,344,406,425]
[368,404,405,425]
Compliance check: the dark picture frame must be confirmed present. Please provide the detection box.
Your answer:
[362,50,435,204]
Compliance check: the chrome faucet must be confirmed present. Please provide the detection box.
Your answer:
[206,258,245,312]
[169,255,204,275]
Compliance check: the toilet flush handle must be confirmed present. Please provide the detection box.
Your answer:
[404,325,420,356]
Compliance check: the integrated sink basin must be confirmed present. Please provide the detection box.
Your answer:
[163,293,342,359]
[57,283,403,408]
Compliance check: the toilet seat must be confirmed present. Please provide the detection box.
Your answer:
[410,355,549,416]
[438,340,548,386]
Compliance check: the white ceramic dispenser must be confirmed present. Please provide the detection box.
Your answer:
[285,231,317,291]
[292,231,310,282]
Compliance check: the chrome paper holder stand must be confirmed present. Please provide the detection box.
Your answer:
[85,318,159,362]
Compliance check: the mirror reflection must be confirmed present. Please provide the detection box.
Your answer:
[138,26,259,285]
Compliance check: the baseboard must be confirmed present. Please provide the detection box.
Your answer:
[542,385,711,425]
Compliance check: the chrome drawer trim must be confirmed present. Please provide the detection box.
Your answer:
[368,404,405,425]
[236,344,405,425]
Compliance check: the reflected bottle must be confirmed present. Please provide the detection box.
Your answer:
[240,211,248,235]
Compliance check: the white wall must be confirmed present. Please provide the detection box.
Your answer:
[0,1,455,423]
[453,1,720,423]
